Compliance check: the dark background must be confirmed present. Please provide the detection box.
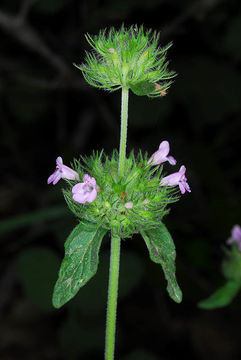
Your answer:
[1,0,241,359]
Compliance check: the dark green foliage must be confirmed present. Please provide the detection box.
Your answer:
[141,222,182,303]
[198,280,241,309]
[198,245,241,309]
[52,220,107,308]
[222,245,241,281]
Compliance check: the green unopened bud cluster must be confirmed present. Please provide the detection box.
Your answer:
[76,25,176,97]
[63,151,179,238]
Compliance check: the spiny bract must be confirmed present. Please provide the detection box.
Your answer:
[76,25,176,97]
[62,151,179,238]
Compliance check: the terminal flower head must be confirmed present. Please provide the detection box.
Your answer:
[160,165,191,194]
[72,174,97,204]
[148,140,176,166]
[227,225,241,251]
[76,25,176,97]
[48,157,80,185]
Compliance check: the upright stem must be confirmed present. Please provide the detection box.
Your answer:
[105,232,121,360]
[105,86,129,359]
[118,86,129,179]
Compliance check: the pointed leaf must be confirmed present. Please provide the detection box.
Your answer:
[141,223,182,303]
[198,280,241,309]
[53,220,107,308]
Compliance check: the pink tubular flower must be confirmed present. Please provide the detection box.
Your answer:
[148,140,176,166]
[48,157,80,185]
[160,165,191,194]
[72,174,97,204]
[227,225,241,251]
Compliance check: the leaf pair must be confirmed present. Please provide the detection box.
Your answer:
[53,220,182,308]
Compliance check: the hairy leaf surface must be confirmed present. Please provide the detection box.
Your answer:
[141,223,182,303]
[53,221,107,308]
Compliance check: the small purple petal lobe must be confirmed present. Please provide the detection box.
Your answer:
[227,225,241,250]
[72,174,98,204]
[158,141,170,156]
[232,225,241,240]
[167,156,177,165]
[56,156,63,167]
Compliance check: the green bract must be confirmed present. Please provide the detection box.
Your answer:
[76,25,176,97]
[63,151,179,238]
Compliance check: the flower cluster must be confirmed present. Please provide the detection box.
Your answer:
[48,142,190,237]
[76,25,176,97]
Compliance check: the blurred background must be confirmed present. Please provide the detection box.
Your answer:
[1,0,241,359]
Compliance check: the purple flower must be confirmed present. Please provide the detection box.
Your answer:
[48,157,80,185]
[148,141,176,166]
[72,174,97,204]
[227,225,241,250]
[160,165,191,194]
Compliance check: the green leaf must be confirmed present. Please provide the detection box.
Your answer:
[52,220,107,308]
[129,81,155,96]
[141,223,182,303]
[198,280,241,309]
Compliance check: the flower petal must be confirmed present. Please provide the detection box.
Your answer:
[179,165,186,175]
[62,165,79,181]
[73,192,88,203]
[160,171,182,186]
[232,225,241,240]
[56,156,63,168]
[47,173,55,184]
[52,172,62,185]
[167,156,177,165]
[158,140,170,156]
[72,183,85,194]
[86,189,97,202]
[83,174,96,186]
[179,182,186,194]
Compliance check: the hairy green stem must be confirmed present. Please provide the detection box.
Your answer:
[105,232,121,360]
[118,86,129,179]
[105,86,129,359]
